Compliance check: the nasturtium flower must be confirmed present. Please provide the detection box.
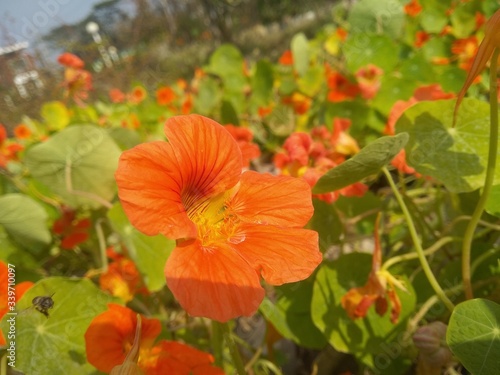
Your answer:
[129,86,147,104]
[0,124,7,145]
[52,206,91,250]
[404,0,422,17]
[223,125,261,168]
[341,220,406,324]
[278,50,293,65]
[13,124,32,140]
[57,52,85,69]
[156,86,177,106]
[109,88,126,103]
[115,115,321,322]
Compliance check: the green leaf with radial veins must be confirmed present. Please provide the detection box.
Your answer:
[24,125,121,209]
[347,0,404,39]
[0,194,51,251]
[396,98,500,193]
[0,277,120,375]
[313,133,408,194]
[107,203,175,291]
[447,299,500,375]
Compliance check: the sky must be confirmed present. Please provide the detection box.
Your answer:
[0,0,103,48]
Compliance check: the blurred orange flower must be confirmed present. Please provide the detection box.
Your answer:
[452,36,479,71]
[85,304,224,374]
[415,31,430,48]
[355,64,383,99]
[57,52,85,69]
[115,115,321,321]
[223,125,261,168]
[404,0,422,17]
[341,218,406,324]
[13,124,31,140]
[282,92,311,115]
[109,88,126,103]
[156,87,177,106]
[278,50,293,65]
[326,71,359,102]
[129,86,147,104]
[181,94,193,115]
[0,124,7,145]
[52,206,91,250]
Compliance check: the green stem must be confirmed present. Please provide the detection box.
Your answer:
[382,167,454,312]
[216,321,246,374]
[211,320,224,367]
[462,47,500,300]
[381,236,457,271]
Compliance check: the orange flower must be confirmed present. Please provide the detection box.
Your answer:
[454,9,500,126]
[99,248,146,302]
[52,206,91,250]
[278,50,293,65]
[282,92,311,114]
[13,124,31,140]
[336,27,348,41]
[404,0,422,17]
[115,115,321,321]
[109,88,126,103]
[62,67,92,105]
[0,124,7,145]
[341,218,406,324]
[85,304,224,374]
[326,71,359,102]
[156,86,177,106]
[223,125,261,168]
[415,31,430,48]
[181,94,193,115]
[129,86,147,104]
[355,64,383,99]
[451,36,479,71]
[57,52,84,69]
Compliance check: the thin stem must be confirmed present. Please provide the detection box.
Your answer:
[462,47,500,300]
[95,218,108,272]
[382,167,454,312]
[217,321,246,375]
[381,236,457,271]
[211,320,224,367]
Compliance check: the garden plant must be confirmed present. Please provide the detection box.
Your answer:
[1,0,500,374]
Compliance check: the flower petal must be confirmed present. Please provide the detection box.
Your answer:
[165,240,264,322]
[115,141,197,239]
[228,171,314,227]
[164,115,242,215]
[234,224,321,285]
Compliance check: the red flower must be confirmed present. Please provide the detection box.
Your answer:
[415,31,430,48]
[115,115,321,321]
[156,86,177,106]
[341,218,406,324]
[85,304,224,374]
[404,0,422,17]
[13,124,31,140]
[109,88,126,103]
[355,64,383,100]
[223,125,261,168]
[326,71,359,102]
[52,207,91,249]
[278,50,293,65]
[0,124,7,145]
[57,52,84,69]
[129,86,147,104]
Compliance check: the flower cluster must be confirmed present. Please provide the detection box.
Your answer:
[274,118,368,203]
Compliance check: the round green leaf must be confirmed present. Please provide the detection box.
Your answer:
[41,101,69,131]
[206,44,244,79]
[24,125,121,209]
[313,133,409,194]
[447,299,500,375]
[251,60,274,107]
[308,199,342,252]
[291,33,309,76]
[343,34,400,73]
[311,253,416,370]
[396,98,499,193]
[0,277,120,375]
[347,0,404,39]
[107,203,175,291]
[0,194,51,250]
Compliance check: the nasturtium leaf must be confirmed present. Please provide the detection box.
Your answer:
[420,7,449,34]
[291,33,309,76]
[251,60,274,107]
[485,185,500,218]
[447,299,500,375]
[24,125,121,209]
[396,98,500,193]
[371,76,416,117]
[220,100,240,125]
[108,127,141,150]
[311,253,416,371]
[313,133,409,194]
[260,280,327,349]
[325,101,370,136]
[399,53,435,85]
[107,203,175,291]
[206,44,244,79]
[297,65,323,97]
[0,194,51,251]
[194,77,221,115]
[343,34,400,73]
[422,37,452,63]
[266,105,295,136]
[433,65,467,93]
[450,0,482,39]
[0,277,120,375]
[347,0,404,39]
[308,199,342,252]
[41,101,69,131]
